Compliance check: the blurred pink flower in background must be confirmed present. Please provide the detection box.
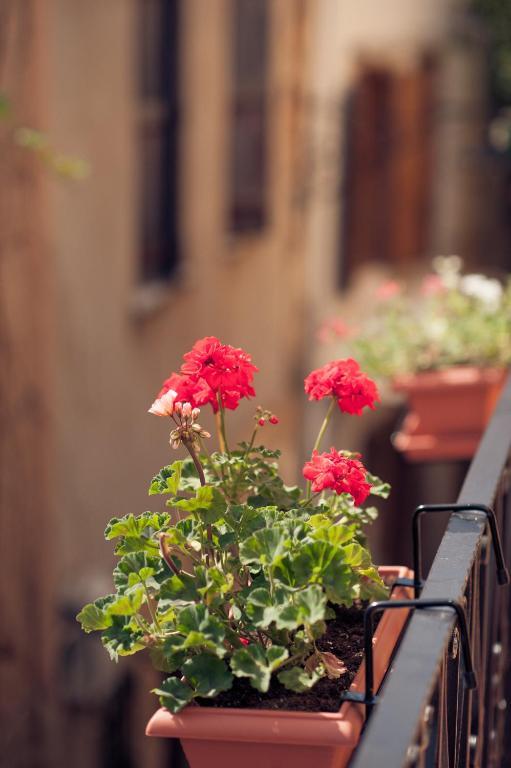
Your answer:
[375,280,401,301]
[420,274,445,297]
[316,318,352,344]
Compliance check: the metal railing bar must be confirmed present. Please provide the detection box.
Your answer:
[350,372,511,768]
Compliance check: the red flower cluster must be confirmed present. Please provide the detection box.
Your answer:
[302,449,371,505]
[304,358,379,416]
[158,336,258,413]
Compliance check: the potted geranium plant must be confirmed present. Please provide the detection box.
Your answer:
[77,337,412,768]
[319,257,511,461]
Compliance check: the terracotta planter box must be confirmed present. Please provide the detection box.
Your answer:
[392,367,506,462]
[146,565,413,768]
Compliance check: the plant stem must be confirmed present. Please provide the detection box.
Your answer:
[312,397,336,454]
[216,394,230,455]
[245,426,258,456]
[182,438,206,486]
[215,410,226,453]
[180,439,215,566]
[143,582,162,632]
[200,438,222,482]
[306,397,336,498]
[300,491,321,507]
[159,533,180,576]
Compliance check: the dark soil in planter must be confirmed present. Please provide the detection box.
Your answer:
[197,603,373,713]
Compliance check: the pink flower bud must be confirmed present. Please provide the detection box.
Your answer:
[181,402,193,418]
[148,389,178,417]
[269,415,279,425]
[258,418,265,426]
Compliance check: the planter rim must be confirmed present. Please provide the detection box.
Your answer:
[146,565,412,747]
[393,366,506,391]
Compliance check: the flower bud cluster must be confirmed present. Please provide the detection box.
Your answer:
[254,405,279,427]
[169,402,211,450]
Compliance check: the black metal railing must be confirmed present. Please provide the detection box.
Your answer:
[351,373,511,768]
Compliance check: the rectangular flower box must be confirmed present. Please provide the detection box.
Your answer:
[146,565,413,768]
[392,367,505,461]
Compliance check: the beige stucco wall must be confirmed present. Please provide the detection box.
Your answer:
[48,0,310,594]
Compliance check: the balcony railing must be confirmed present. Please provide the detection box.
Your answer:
[351,373,511,768]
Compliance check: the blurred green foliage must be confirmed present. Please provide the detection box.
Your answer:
[0,91,90,180]
[473,0,511,105]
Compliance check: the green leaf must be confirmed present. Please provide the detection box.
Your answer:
[160,573,200,603]
[277,665,324,693]
[106,587,144,616]
[197,567,234,605]
[174,486,226,524]
[175,605,226,656]
[280,585,327,629]
[231,644,288,692]
[76,596,115,632]
[105,512,168,539]
[366,473,391,499]
[239,527,290,567]
[113,553,168,593]
[245,587,285,628]
[310,521,357,547]
[102,617,145,661]
[237,443,282,459]
[357,566,389,601]
[275,541,358,605]
[105,512,168,555]
[183,654,233,698]
[225,504,269,539]
[149,461,183,496]
[153,677,194,713]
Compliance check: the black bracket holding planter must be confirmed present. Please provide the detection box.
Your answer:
[392,503,510,598]
[340,598,477,718]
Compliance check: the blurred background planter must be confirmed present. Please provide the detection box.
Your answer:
[392,367,506,462]
[146,566,413,768]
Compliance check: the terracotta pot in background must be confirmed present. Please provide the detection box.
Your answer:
[146,565,413,768]
[392,367,506,462]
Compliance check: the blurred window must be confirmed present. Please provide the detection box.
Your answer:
[229,0,269,233]
[339,56,436,287]
[137,0,180,282]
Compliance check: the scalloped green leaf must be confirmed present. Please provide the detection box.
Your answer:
[277,665,324,692]
[183,654,233,698]
[239,527,290,567]
[113,553,168,593]
[106,587,144,616]
[105,512,169,540]
[76,596,115,632]
[159,573,200,603]
[149,461,183,496]
[174,486,226,524]
[280,585,326,629]
[231,644,288,692]
[101,617,145,661]
[175,605,226,656]
[366,472,391,499]
[153,677,194,713]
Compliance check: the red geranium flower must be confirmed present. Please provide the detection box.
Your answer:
[302,448,371,505]
[158,337,258,413]
[159,372,209,407]
[304,358,379,415]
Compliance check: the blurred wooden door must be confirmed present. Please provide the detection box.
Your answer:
[339,55,437,286]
